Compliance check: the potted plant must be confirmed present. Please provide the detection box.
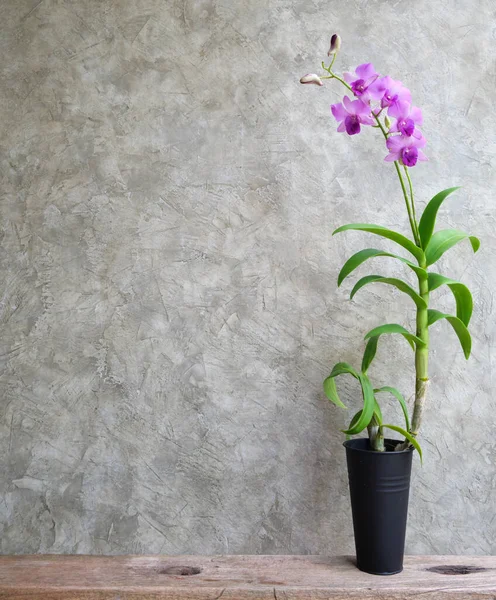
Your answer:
[300,35,479,575]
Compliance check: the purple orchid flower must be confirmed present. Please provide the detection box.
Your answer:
[388,102,422,139]
[380,76,412,113]
[331,96,374,135]
[388,101,423,138]
[385,134,428,167]
[343,63,385,102]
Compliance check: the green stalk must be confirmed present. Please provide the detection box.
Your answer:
[393,162,421,246]
[404,166,421,244]
[411,266,429,436]
[374,117,421,247]
[368,418,385,451]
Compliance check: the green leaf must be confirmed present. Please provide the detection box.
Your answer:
[374,386,410,431]
[424,229,480,266]
[361,336,379,373]
[323,376,346,409]
[347,410,363,435]
[427,310,472,359]
[333,224,424,262]
[364,323,426,351]
[418,187,461,248]
[428,273,473,326]
[341,373,375,435]
[350,275,427,309]
[373,398,383,425]
[329,362,360,380]
[323,362,360,409]
[337,249,427,286]
[382,424,423,462]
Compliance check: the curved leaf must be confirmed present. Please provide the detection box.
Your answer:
[348,409,363,429]
[323,362,360,409]
[382,424,423,462]
[425,229,480,266]
[373,398,383,425]
[333,224,424,262]
[341,373,375,435]
[323,376,345,408]
[361,336,378,373]
[364,323,426,350]
[350,275,426,309]
[374,386,410,431]
[427,309,472,359]
[418,187,461,248]
[428,273,473,326]
[329,362,360,379]
[338,249,427,286]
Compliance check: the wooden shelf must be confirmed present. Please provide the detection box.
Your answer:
[0,554,495,599]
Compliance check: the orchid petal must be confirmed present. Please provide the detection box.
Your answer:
[331,102,347,121]
[342,95,353,111]
[410,105,423,125]
[356,63,375,79]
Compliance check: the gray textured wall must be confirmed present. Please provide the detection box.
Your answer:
[1,0,495,555]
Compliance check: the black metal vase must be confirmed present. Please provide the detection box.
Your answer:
[344,438,414,576]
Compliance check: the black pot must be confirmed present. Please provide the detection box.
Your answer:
[344,437,414,576]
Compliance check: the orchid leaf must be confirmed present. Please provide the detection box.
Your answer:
[329,362,360,379]
[424,229,480,266]
[373,397,383,425]
[337,249,427,286]
[364,323,426,350]
[361,336,379,373]
[374,386,410,431]
[341,373,375,435]
[346,410,363,439]
[382,424,423,462]
[323,376,346,409]
[428,273,473,326]
[350,275,426,309]
[427,310,472,359]
[333,224,424,262]
[323,362,360,409]
[418,187,461,248]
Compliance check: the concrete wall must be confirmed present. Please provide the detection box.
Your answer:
[1,0,495,555]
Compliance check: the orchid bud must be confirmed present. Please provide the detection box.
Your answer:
[300,73,324,86]
[328,34,342,56]
[384,115,392,129]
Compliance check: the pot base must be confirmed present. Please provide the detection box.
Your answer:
[358,566,403,576]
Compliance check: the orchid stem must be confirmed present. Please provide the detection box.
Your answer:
[373,115,421,246]
[404,166,421,244]
[329,72,352,91]
[394,162,421,246]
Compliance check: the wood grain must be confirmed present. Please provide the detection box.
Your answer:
[0,555,495,599]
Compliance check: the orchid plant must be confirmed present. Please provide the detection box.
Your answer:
[301,35,479,458]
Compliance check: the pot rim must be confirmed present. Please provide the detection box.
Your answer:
[343,437,414,454]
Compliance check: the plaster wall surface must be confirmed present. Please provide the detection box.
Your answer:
[0,0,495,554]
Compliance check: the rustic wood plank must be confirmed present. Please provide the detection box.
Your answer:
[0,555,495,599]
